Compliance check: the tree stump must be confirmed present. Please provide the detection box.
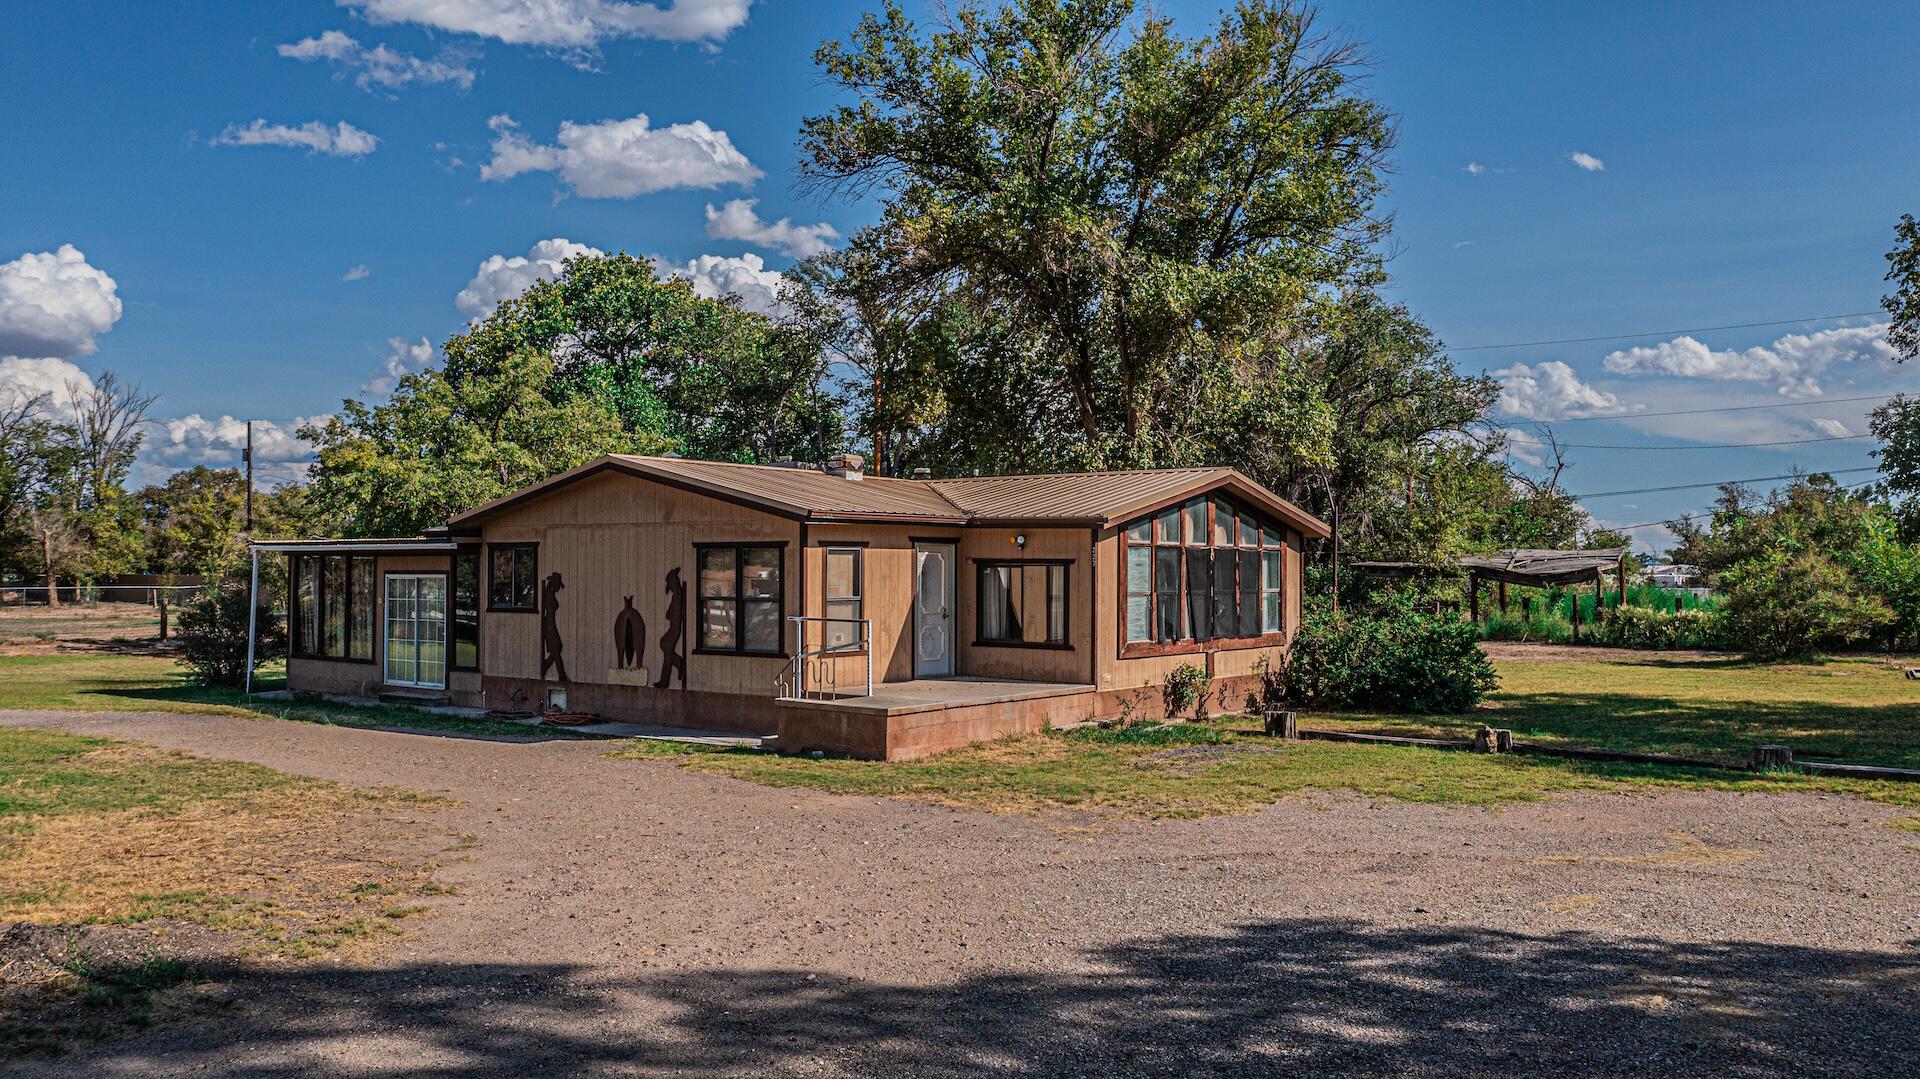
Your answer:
[1752,744,1794,771]
[1263,710,1297,739]
[1494,728,1514,753]
[1472,725,1498,753]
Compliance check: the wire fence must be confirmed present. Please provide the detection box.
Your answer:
[0,584,206,608]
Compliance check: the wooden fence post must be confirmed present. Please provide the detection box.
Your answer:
[158,596,169,641]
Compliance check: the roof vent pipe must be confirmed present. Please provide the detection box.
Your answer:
[825,452,866,480]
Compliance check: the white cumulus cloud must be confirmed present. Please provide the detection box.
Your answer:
[1464,162,1485,176]
[704,199,838,258]
[278,30,477,91]
[343,0,754,52]
[0,357,94,417]
[1493,361,1621,420]
[0,245,122,359]
[1810,417,1853,438]
[364,336,438,395]
[1568,150,1605,172]
[342,264,371,281]
[213,119,380,157]
[158,414,320,470]
[480,113,759,198]
[1601,323,1896,397]
[651,252,785,316]
[456,237,605,321]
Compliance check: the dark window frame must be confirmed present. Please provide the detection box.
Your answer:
[452,549,481,671]
[289,552,377,664]
[486,543,539,612]
[1118,497,1290,658]
[693,541,788,657]
[973,558,1072,650]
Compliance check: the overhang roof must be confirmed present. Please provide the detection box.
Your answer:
[1353,548,1630,587]
[444,455,1330,537]
[249,537,461,553]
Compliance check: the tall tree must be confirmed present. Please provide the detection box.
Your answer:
[135,466,248,580]
[799,0,1394,469]
[40,372,155,582]
[303,349,652,537]
[446,252,841,464]
[1886,212,1919,361]
[0,393,53,579]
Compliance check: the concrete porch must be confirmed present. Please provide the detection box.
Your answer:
[776,676,1099,761]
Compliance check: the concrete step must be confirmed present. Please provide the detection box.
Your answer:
[379,690,452,708]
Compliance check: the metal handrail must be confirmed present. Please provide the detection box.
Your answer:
[785,616,873,700]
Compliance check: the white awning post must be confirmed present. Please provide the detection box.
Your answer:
[244,546,260,696]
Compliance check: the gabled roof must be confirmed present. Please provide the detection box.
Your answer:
[445,455,1330,537]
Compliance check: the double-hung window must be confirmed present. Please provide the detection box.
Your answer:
[290,552,375,660]
[823,547,863,652]
[698,544,784,655]
[977,561,1068,646]
[1121,497,1288,646]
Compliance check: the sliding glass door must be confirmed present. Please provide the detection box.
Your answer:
[384,574,447,689]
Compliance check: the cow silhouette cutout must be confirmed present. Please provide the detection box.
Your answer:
[540,571,569,682]
[613,596,646,670]
[654,567,687,690]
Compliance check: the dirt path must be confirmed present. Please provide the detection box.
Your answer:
[5,710,1917,1077]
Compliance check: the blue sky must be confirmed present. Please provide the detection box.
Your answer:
[2,1,1917,551]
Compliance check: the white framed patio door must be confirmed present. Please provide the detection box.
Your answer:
[384,574,447,689]
[913,542,955,677]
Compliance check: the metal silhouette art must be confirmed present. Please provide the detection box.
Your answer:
[540,571,569,682]
[654,566,687,689]
[613,595,645,670]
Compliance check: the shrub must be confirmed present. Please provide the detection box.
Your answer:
[1161,663,1211,721]
[179,586,284,688]
[1600,605,1724,650]
[1716,550,1895,660]
[1282,594,1497,713]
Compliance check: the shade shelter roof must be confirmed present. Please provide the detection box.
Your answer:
[1353,548,1629,588]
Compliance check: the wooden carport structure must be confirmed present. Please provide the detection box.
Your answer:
[1351,547,1631,639]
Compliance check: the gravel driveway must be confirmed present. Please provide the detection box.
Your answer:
[5,710,1917,1077]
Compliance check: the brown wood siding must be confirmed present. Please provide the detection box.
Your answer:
[477,469,800,697]
[955,527,1092,683]
[804,523,920,688]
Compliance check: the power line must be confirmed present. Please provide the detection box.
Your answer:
[1571,466,1878,500]
[1503,392,1897,424]
[1451,311,1883,352]
[1507,433,1870,450]
[1601,476,1884,533]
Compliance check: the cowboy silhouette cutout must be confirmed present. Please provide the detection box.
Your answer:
[654,567,687,689]
[613,595,646,670]
[540,571,569,682]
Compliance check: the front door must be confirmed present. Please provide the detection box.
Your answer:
[913,542,955,677]
[384,574,447,689]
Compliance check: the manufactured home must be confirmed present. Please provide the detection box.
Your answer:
[258,454,1329,760]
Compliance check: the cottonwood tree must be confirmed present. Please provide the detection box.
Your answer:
[446,252,841,465]
[1886,213,1919,361]
[799,0,1395,470]
[0,393,53,578]
[38,372,156,583]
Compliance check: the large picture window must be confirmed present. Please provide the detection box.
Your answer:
[1121,497,1287,647]
[453,550,480,670]
[488,544,538,611]
[697,544,784,655]
[977,561,1068,647]
[290,553,376,661]
[823,547,863,652]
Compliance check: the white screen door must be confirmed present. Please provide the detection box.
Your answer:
[913,542,955,677]
[385,574,448,689]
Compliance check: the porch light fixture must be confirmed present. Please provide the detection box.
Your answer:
[1013,534,1027,549]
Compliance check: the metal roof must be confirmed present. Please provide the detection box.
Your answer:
[444,455,1330,536]
[249,537,461,553]
[1354,548,1630,587]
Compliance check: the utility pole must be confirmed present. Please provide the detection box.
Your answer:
[244,420,254,533]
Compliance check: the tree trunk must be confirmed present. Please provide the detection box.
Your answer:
[41,527,58,609]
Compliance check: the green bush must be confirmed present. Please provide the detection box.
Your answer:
[179,586,284,688]
[1600,605,1724,650]
[1716,550,1895,660]
[1161,663,1211,721]
[1282,594,1497,713]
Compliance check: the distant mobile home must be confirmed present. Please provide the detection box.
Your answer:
[259,455,1328,760]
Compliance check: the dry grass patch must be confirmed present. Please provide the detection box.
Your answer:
[0,727,457,1057]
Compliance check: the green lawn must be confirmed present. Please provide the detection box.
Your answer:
[1309,654,1920,770]
[0,654,576,740]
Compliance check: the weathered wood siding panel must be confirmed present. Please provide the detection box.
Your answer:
[954,526,1093,684]
[803,523,927,688]
[477,470,800,698]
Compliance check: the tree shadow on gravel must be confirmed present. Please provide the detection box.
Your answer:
[16,919,1918,1077]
